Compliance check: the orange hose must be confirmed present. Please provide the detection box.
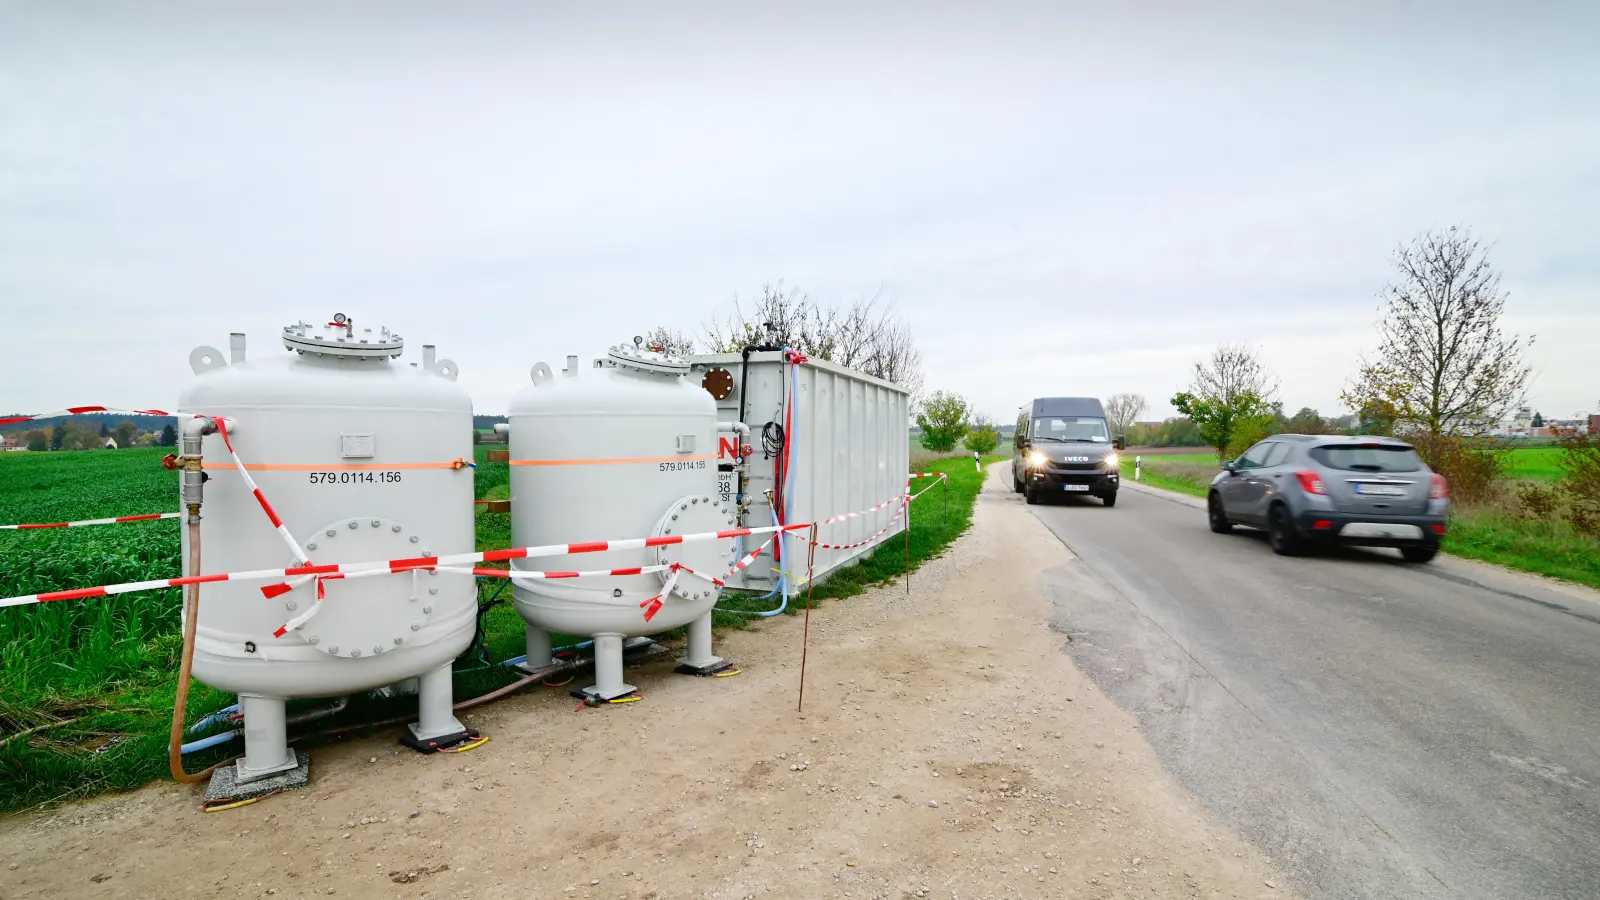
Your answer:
[170,511,223,784]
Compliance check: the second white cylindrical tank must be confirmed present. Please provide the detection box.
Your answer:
[507,345,734,641]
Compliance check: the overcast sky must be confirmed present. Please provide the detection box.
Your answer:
[2,2,1596,422]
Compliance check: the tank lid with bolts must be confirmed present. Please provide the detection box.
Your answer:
[606,335,690,377]
[282,313,404,360]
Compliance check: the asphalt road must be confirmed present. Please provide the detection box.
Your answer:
[1020,469,1600,900]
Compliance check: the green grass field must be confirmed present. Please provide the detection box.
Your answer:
[0,445,996,813]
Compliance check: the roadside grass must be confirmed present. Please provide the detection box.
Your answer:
[1120,455,1212,498]
[1443,511,1600,591]
[0,446,1000,813]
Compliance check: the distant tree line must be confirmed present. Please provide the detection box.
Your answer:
[1,416,177,451]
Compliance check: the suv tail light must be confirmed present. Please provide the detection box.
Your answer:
[1294,471,1328,495]
[1430,473,1449,499]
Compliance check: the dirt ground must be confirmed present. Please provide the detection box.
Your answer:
[0,465,1297,900]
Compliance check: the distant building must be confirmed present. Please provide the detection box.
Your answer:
[1591,414,1600,436]
[103,437,118,450]
[0,434,15,449]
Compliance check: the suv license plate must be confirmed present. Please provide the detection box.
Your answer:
[1356,484,1406,496]
[1063,484,1090,492]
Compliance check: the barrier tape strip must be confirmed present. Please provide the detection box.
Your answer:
[0,521,811,608]
[810,477,945,550]
[811,496,909,550]
[728,533,779,575]
[814,492,907,526]
[1,477,943,610]
[1,512,180,531]
[0,406,172,426]
[214,419,307,568]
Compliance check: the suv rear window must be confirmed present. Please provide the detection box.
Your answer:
[1309,444,1423,472]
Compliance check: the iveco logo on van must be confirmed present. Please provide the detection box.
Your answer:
[1066,456,1090,462]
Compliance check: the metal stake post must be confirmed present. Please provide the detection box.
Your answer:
[797,524,818,713]
[904,493,911,596]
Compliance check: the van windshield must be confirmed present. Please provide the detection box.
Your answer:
[1032,416,1108,442]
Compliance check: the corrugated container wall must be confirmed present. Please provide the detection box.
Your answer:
[688,352,910,590]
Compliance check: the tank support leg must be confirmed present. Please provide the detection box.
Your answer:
[234,694,300,783]
[401,664,477,753]
[675,612,733,676]
[524,624,553,669]
[578,633,637,701]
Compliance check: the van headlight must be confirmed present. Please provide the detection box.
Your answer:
[1027,451,1048,467]
[1102,452,1120,470]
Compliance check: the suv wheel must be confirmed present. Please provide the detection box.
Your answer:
[1268,504,1302,556]
[1208,493,1233,534]
[1400,544,1438,564]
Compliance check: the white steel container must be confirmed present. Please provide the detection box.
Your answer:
[178,318,478,781]
[688,352,911,591]
[507,343,737,701]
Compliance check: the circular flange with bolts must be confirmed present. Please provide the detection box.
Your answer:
[293,517,435,657]
[606,343,691,378]
[651,495,738,600]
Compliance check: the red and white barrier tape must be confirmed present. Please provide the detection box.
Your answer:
[1,512,180,531]
[0,406,172,426]
[814,493,906,526]
[812,495,909,550]
[728,532,779,575]
[213,419,307,569]
[2,477,940,611]
[0,521,813,609]
[807,475,945,550]
[907,472,949,480]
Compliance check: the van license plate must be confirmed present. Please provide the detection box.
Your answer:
[1063,484,1090,492]
[1356,484,1406,496]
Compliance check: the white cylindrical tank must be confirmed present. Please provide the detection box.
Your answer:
[507,343,736,701]
[178,317,479,781]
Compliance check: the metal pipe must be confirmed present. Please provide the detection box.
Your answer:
[423,345,437,371]
[169,416,226,784]
[229,333,246,364]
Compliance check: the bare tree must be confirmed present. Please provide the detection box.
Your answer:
[703,281,820,354]
[1192,343,1278,406]
[1104,393,1147,441]
[1171,344,1279,458]
[702,281,924,395]
[643,326,696,356]
[1343,226,1533,438]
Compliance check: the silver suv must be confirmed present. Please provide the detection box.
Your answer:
[1207,434,1450,562]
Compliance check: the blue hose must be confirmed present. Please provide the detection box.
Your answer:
[186,704,239,735]
[181,729,240,755]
